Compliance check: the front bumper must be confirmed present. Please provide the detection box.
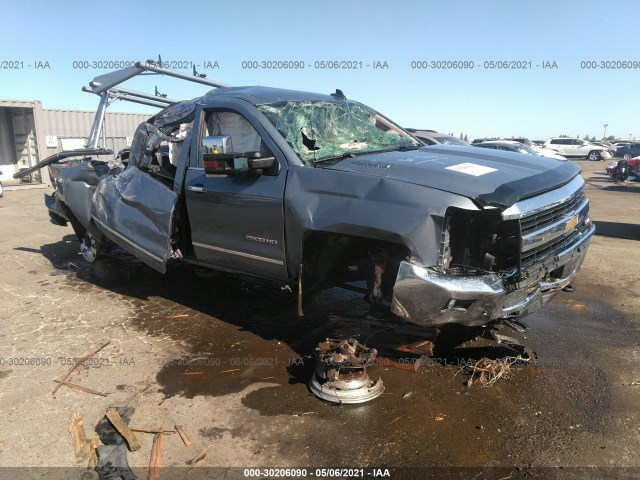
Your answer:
[391,223,595,327]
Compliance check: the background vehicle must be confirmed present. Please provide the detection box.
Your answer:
[474,140,566,160]
[590,141,616,156]
[504,137,532,147]
[543,138,610,161]
[406,129,469,146]
[606,157,640,178]
[35,61,594,331]
[615,142,640,160]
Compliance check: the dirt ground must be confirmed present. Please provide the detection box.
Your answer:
[0,160,638,480]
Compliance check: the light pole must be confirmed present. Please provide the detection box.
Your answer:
[603,124,608,139]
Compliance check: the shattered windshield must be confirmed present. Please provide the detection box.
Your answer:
[258,100,419,165]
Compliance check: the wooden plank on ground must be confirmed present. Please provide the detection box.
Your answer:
[68,411,90,458]
[105,409,141,451]
[147,432,164,480]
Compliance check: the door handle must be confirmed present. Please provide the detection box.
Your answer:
[188,185,208,193]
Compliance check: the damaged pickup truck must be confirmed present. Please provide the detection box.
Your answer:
[34,61,594,329]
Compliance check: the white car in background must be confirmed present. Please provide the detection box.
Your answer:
[543,138,611,161]
[474,140,567,160]
[530,146,567,160]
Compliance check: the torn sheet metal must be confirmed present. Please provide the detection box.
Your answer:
[46,159,124,242]
[149,98,198,131]
[51,160,124,228]
[91,166,177,273]
[128,122,174,169]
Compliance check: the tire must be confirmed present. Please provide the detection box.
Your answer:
[623,153,632,161]
[80,232,102,263]
[0,181,3,198]
[588,150,602,161]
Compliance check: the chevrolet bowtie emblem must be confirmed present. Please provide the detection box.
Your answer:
[565,214,578,232]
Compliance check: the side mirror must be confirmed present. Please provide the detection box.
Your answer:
[248,157,276,170]
[244,151,276,174]
[203,153,236,175]
[244,144,278,175]
[202,135,233,154]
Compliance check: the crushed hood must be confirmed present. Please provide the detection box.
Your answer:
[320,145,581,208]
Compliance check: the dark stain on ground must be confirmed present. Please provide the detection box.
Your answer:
[602,184,640,193]
[593,221,640,240]
[199,426,232,439]
[31,237,640,468]
[0,369,13,379]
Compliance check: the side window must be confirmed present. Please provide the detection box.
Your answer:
[551,139,561,145]
[198,111,263,169]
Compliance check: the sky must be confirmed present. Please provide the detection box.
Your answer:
[0,0,638,140]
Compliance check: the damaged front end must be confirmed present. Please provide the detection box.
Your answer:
[391,175,595,327]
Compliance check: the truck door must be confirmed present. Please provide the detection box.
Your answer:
[184,107,289,280]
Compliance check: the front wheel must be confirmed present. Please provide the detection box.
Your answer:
[588,150,602,161]
[80,232,102,263]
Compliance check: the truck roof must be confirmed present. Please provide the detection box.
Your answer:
[200,86,341,106]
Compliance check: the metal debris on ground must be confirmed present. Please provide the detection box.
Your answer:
[309,338,384,404]
[324,314,436,372]
[459,356,524,387]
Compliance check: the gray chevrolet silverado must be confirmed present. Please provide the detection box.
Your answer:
[37,62,594,329]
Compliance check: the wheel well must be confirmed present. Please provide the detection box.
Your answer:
[301,231,410,297]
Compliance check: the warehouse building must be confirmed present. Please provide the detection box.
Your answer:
[0,99,150,185]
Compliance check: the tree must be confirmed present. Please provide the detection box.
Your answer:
[583,135,590,141]
[464,134,468,142]
[459,132,464,140]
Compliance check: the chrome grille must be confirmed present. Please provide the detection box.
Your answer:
[520,189,585,236]
[521,217,590,269]
[519,185,590,270]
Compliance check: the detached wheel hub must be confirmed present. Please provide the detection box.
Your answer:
[309,338,384,404]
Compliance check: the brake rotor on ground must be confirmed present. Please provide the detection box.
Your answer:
[309,338,384,404]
